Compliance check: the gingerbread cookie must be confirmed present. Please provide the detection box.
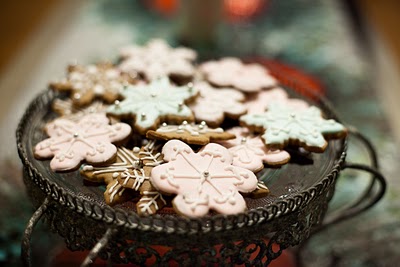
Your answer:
[104,179,136,206]
[244,181,270,199]
[52,98,111,122]
[200,57,277,93]
[119,39,197,82]
[150,140,258,218]
[218,127,290,172]
[106,77,198,134]
[188,82,247,126]
[34,113,131,171]
[240,104,347,152]
[81,146,143,184]
[116,141,166,216]
[245,87,309,114]
[146,121,235,146]
[81,146,140,205]
[50,63,131,106]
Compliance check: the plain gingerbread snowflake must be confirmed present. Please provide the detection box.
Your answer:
[106,77,198,134]
[119,39,197,81]
[240,104,347,152]
[34,113,131,171]
[150,140,258,218]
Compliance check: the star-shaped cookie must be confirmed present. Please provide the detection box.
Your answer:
[146,121,235,145]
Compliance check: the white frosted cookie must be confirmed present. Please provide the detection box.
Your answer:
[119,39,197,82]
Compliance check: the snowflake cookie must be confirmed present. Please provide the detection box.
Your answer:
[150,140,258,218]
[218,127,290,172]
[106,77,198,134]
[119,39,197,82]
[146,121,235,146]
[81,141,166,215]
[188,82,247,126]
[245,87,309,114]
[50,63,132,106]
[34,113,131,171]
[240,104,347,152]
[116,141,166,215]
[52,98,111,122]
[200,57,278,93]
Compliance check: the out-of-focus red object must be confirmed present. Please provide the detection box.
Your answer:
[51,241,297,267]
[224,0,268,21]
[255,58,325,99]
[145,0,268,21]
[146,0,179,16]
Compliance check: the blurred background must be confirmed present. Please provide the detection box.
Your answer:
[0,0,399,266]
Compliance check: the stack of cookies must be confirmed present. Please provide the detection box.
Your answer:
[33,39,347,218]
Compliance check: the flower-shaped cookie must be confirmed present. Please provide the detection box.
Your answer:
[50,63,131,106]
[106,77,198,134]
[188,82,247,126]
[245,87,309,114]
[240,104,347,152]
[150,140,258,218]
[119,39,197,81]
[218,127,290,172]
[200,57,277,93]
[146,121,235,145]
[34,113,131,171]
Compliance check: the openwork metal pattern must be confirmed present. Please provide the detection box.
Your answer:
[23,167,339,266]
[17,86,352,265]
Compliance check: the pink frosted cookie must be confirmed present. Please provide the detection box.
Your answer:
[218,127,290,172]
[34,113,131,172]
[188,82,247,126]
[199,57,278,93]
[150,140,258,218]
[119,39,197,82]
[245,87,309,114]
[50,63,132,106]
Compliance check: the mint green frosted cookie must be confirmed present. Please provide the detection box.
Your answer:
[240,104,347,152]
[107,77,198,134]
